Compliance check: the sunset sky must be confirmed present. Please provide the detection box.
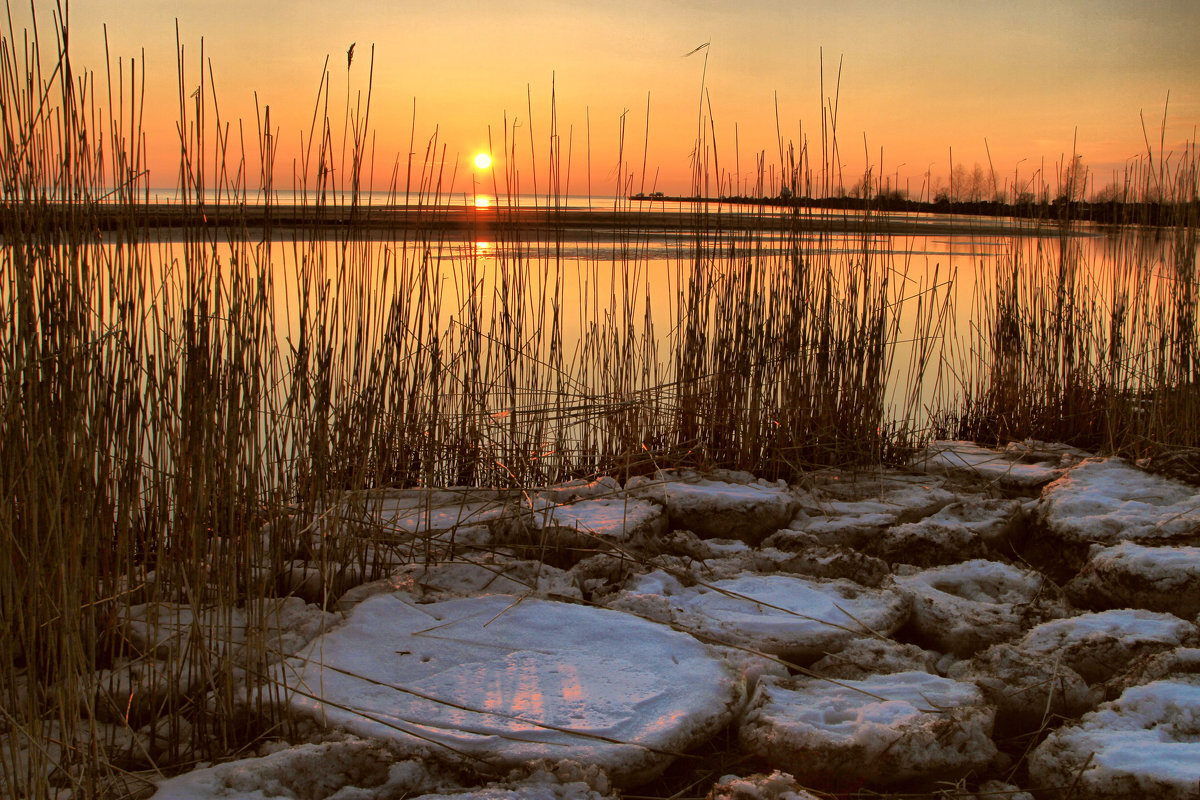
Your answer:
[16,0,1200,199]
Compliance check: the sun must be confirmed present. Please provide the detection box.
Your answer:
[473,152,492,170]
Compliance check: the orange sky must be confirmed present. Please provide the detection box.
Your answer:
[14,1,1200,199]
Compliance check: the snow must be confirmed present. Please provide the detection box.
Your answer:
[1066,542,1200,618]
[606,570,908,661]
[276,593,741,786]
[626,471,798,544]
[910,440,1082,492]
[1015,609,1199,684]
[1038,458,1200,548]
[738,671,997,786]
[1029,677,1200,799]
[894,560,1064,656]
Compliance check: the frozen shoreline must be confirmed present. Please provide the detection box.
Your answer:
[12,441,1200,800]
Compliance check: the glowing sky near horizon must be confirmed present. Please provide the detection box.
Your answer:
[17,0,1200,197]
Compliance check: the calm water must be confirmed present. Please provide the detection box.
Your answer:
[92,203,1192,434]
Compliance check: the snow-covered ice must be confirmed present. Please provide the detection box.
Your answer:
[1066,542,1200,618]
[1107,647,1200,697]
[756,535,892,586]
[808,638,938,680]
[1037,458,1200,555]
[894,559,1066,656]
[784,471,956,548]
[866,498,1024,566]
[119,597,337,663]
[335,556,580,612]
[706,771,822,800]
[947,643,1097,734]
[910,440,1082,492]
[150,736,453,800]
[506,496,666,564]
[1029,677,1200,799]
[738,671,997,786]
[1014,609,1199,684]
[277,593,741,786]
[626,471,798,544]
[606,570,907,661]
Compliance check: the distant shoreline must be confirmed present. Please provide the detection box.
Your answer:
[1,199,1143,239]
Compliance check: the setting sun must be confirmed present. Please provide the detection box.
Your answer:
[473,153,492,170]
[474,196,490,208]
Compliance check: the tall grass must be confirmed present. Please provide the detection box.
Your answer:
[941,146,1200,458]
[2,4,1198,798]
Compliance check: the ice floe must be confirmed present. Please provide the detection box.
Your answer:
[865,498,1024,566]
[738,671,997,787]
[947,643,1098,734]
[784,470,956,548]
[705,771,821,799]
[150,736,449,799]
[894,559,1067,656]
[119,597,337,663]
[1066,542,1200,618]
[606,570,907,661]
[626,471,798,544]
[808,637,938,680]
[502,496,667,566]
[1028,677,1200,799]
[335,555,580,612]
[910,440,1085,492]
[277,593,741,786]
[1035,459,1200,571]
[1014,609,1200,684]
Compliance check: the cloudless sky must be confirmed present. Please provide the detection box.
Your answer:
[13,0,1200,198]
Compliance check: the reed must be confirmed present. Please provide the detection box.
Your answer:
[940,143,1200,460]
[2,4,1198,797]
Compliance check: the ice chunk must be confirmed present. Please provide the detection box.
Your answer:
[738,671,997,787]
[1037,459,1200,559]
[706,770,822,799]
[756,534,892,586]
[1066,542,1200,618]
[910,440,1084,492]
[277,594,740,786]
[1107,647,1200,698]
[150,736,451,799]
[866,498,1024,566]
[894,560,1066,656]
[626,471,798,544]
[1015,609,1199,684]
[786,471,956,548]
[336,556,580,612]
[809,638,938,680]
[504,496,666,566]
[1028,677,1200,800]
[607,570,907,662]
[948,644,1097,735]
[120,597,337,663]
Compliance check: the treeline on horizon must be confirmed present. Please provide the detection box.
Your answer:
[632,191,1200,226]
